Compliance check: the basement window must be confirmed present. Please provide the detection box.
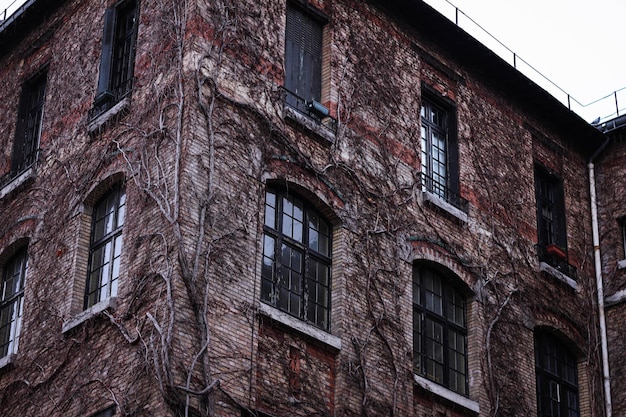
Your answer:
[90,0,139,121]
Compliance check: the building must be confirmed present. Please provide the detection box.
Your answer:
[0,0,618,416]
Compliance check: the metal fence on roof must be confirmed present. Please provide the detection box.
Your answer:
[423,0,626,125]
[2,0,625,125]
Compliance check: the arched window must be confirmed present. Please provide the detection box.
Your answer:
[261,188,332,330]
[0,247,28,358]
[535,331,579,417]
[85,186,126,309]
[413,264,467,395]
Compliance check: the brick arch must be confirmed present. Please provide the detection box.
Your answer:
[263,176,342,226]
[409,240,475,293]
[83,172,127,208]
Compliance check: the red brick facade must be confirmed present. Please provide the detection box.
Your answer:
[0,0,617,416]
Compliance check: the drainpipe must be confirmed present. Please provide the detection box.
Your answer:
[589,137,612,417]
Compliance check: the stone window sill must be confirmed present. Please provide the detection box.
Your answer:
[0,166,34,199]
[414,374,479,413]
[617,259,626,270]
[422,191,468,223]
[259,302,341,351]
[62,297,117,334]
[87,97,130,134]
[0,353,15,370]
[283,106,336,143]
[539,262,577,290]
[606,289,626,307]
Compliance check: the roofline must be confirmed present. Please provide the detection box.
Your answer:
[0,0,68,59]
[373,0,605,155]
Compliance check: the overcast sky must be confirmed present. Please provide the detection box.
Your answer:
[2,0,625,122]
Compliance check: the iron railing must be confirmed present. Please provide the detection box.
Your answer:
[420,173,468,213]
[280,86,338,134]
[537,244,577,280]
[0,150,38,189]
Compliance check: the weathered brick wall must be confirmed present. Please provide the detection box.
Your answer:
[0,0,606,416]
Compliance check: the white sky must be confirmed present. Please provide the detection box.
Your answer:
[2,0,625,122]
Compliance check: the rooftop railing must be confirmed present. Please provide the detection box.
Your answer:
[423,0,626,125]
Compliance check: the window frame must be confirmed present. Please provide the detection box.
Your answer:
[9,70,47,181]
[283,2,326,116]
[412,264,468,396]
[92,0,139,117]
[0,247,28,360]
[261,188,332,331]
[84,186,126,310]
[534,166,567,250]
[420,91,462,211]
[535,331,580,417]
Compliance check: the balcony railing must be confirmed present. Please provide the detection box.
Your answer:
[420,173,468,213]
[280,86,338,134]
[537,244,577,280]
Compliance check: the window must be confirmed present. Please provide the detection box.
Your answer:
[413,264,467,395]
[535,167,566,249]
[284,3,324,116]
[535,332,579,417]
[92,0,138,117]
[420,95,462,210]
[85,186,126,309]
[0,247,27,359]
[534,166,576,278]
[9,71,47,181]
[91,406,115,417]
[261,188,331,330]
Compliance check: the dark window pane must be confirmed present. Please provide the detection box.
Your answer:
[261,189,332,330]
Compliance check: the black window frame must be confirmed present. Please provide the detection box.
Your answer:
[283,2,326,116]
[535,331,580,417]
[92,0,139,117]
[420,91,463,211]
[0,247,28,359]
[90,405,116,417]
[412,264,468,396]
[261,188,332,331]
[9,70,47,181]
[84,186,126,309]
[534,166,567,249]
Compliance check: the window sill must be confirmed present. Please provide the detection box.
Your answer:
[618,259,626,270]
[87,97,130,134]
[258,302,341,351]
[0,166,35,199]
[539,262,578,290]
[422,191,468,223]
[0,353,15,370]
[413,374,479,413]
[62,297,117,334]
[283,106,336,143]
